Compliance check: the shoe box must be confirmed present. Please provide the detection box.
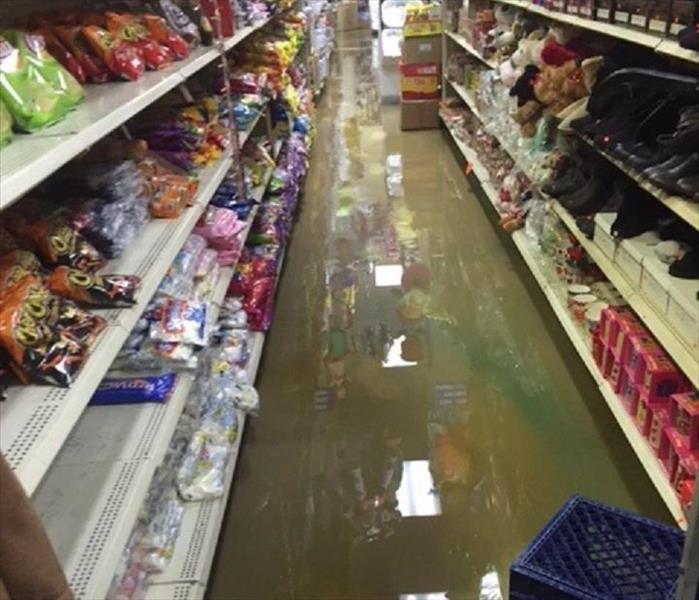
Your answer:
[400,35,442,65]
[593,212,618,262]
[666,273,699,355]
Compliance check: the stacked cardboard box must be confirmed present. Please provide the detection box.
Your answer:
[399,35,441,130]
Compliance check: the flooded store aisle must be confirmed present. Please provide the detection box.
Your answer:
[207,32,671,600]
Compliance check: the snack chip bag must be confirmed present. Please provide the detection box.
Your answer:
[0,35,66,131]
[105,12,174,70]
[54,25,112,83]
[0,275,88,386]
[36,28,87,84]
[82,25,145,81]
[5,31,84,111]
[47,267,140,308]
[143,14,190,60]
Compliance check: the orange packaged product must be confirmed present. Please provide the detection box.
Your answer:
[105,12,174,70]
[46,266,140,307]
[0,275,92,386]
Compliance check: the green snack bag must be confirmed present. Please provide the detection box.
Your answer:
[0,36,66,131]
[5,31,84,111]
[0,100,12,146]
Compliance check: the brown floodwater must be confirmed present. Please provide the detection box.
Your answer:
[207,31,672,600]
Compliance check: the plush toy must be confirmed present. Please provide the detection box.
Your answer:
[534,60,587,114]
[510,64,540,106]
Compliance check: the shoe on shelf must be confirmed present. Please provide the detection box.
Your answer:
[677,175,699,202]
[649,153,699,195]
[541,162,589,197]
[642,153,691,180]
[575,215,595,239]
[669,248,699,279]
[611,187,666,239]
[656,105,699,155]
[655,240,688,264]
[619,142,668,171]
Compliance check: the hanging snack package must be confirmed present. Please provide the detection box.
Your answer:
[57,299,106,346]
[143,14,190,60]
[0,100,13,147]
[46,267,140,308]
[54,25,112,83]
[7,215,105,272]
[0,276,88,386]
[0,36,66,131]
[82,25,145,81]
[89,373,177,405]
[5,31,84,111]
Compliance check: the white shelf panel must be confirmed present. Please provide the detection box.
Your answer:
[0,46,224,210]
[238,103,268,147]
[33,374,194,600]
[443,121,689,528]
[445,31,499,69]
[146,583,204,600]
[222,20,271,51]
[491,0,699,64]
[0,153,232,496]
[578,136,699,231]
[149,333,266,589]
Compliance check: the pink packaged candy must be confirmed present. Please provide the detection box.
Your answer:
[195,248,219,278]
[624,334,663,384]
[194,206,246,250]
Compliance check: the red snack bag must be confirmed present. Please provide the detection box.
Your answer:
[0,275,88,386]
[143,14,189,60]
[82,25,145,81]
[36,28,87,83]
[54,25,111,83]
[106,12,173,70]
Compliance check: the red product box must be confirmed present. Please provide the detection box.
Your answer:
[612,316,645,360]
[666,426,699,496]
[600,348,615,380]
[607,355,624,393]
[200,0,235,38]
[619,370,641,416]
[623,334,663,383]
[642,355,687,404]
[593,334,606,369]
[635,393,668,437]
[648,406,671,458]
[400,63,441,100]
[601,307,639,349]
[670,390,699,450]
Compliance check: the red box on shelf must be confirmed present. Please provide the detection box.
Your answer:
[619,371,641,415]
[612,316,645,360]
[607,356,625,393]
[400,63,441,100]
[648,406,671,459]
[642,355,687,404]
[635,393,668,437]
[593,334,606,369]
[624,334,663,384]
[600,347,616,380]
[670,390,699,451]
[666,426,699,496]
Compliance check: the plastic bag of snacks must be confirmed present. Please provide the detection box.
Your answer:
[47,267,140,308]
[0,35,67,131]
[150,298,208,346]
[106,12,174,71]
[54,25,112,83]
[143,14,190,60]
[82,25,145,81]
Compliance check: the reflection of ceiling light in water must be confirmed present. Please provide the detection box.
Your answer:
[374,264,403,287]
[382,335,417,368]
[399,594,447,600]
[396,460,441,517]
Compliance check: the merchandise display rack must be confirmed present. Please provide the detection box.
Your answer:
[442,120,689,528]
[489,0,699,64]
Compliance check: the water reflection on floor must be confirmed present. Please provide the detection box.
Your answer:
[207,32,671,600]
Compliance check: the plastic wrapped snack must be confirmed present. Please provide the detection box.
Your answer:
[0,35,66,131]
[105,12,174,71]
[7,215,105,272]
[46,267,140,307]
[150,299,208,346]
[143,14,190,60]
[90,373,177,405]
[0,276,88,386]
[82,25,145,81]
[54,25,112,83]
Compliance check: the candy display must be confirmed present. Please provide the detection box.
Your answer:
[46,267,140,308]
[89,373,177,405]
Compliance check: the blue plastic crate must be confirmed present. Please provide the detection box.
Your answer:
[510,496,685,600]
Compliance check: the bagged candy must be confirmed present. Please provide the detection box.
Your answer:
[56,299,106,346]
[46,267,140,308]
[0,276,88,386]
[194,248,218,278]
[90,373,177,405]
[54,25,112,83]
[150,299,208,346]
[0,36,66,131]
[5,31,84,111]
[37,28,86,84]
[105,12,174,71]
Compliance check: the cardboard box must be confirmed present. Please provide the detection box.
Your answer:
[640,254,670,316]
[594,213,617,263]
[401,35,442,64]
[400,62,440,99]
[336,1,359,31]
[400,100,440,130]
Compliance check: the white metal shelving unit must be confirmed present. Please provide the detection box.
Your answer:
[0,153,232,496]
[445,31,499,69]
[0,18,272,211]
[442,118,690,528]
[489,0,699,64]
